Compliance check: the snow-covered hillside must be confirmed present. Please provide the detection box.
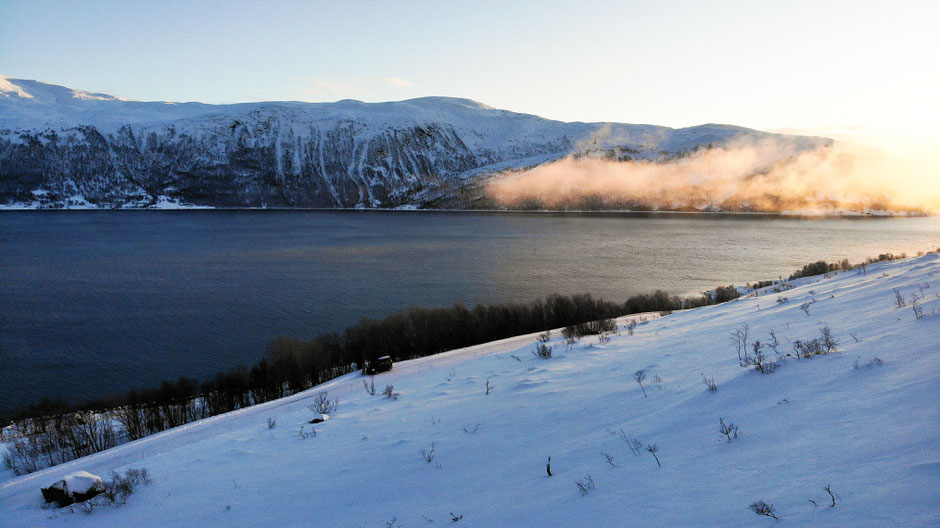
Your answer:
[0,76,829,209]
[1,255,937,526]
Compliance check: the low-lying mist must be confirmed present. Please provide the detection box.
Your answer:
[485,139,939,214]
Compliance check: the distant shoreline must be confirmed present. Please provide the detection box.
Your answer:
[0,206,931,217]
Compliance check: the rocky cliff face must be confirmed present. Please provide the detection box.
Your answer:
[0,77,825,209]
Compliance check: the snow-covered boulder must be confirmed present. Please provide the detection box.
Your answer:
[40,470,106,507]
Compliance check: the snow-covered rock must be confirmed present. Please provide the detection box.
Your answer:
[40,471,105,507]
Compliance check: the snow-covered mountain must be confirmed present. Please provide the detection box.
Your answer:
[1,254,937,526]
[0,76,829,209]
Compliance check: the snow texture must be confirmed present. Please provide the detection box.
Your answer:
[1,255,938,526]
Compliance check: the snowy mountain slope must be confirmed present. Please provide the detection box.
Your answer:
[0,76,830,209]
[1,255,937,527]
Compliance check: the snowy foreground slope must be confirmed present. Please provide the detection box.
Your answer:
[1,256,938,527]
[0,76,828,209]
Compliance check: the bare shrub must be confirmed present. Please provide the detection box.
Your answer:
[646,444,661,467]
[103,468,151,505]
[608,428,643,455]
[730,324,751,362]
[894,288,906,308]
[363,376,376,396]
[598,332,611,344]
[625,320,638,336]
[298,426,316,439]
[485,379,493,395]
[383,384,396,399]
[703,375,718,392]
[912,297,924,319]
[602,452,615,467]
[462,424,481,434]
[537,330,551,343]
[575,475,596,495]
[749,500,779,520]
[533,343,553,359]
[719,417,739,441]
[634,370,648,397]
[800,302,813,316]
[309,391,337,415]
[422,443,436,463]
[266,417,277,429]
[820,326,838,352]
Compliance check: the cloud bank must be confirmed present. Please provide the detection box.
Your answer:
[485,139,940,214]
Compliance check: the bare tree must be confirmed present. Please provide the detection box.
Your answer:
[646,444,661,467]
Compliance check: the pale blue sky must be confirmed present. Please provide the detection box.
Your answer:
[1,0,938,157]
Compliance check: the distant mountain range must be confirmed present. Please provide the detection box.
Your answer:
[0,76,830,210]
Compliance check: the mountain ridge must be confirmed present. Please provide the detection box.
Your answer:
[0,76,830,209]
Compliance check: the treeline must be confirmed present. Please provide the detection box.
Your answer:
[6,250,934,475]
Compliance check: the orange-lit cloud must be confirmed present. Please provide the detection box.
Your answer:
[485,139,940,214]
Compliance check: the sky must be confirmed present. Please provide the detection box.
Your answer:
[1,0,938,161]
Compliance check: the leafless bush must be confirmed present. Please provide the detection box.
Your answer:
[485,379,493,395]
[912,297,924,319]
[749,500,779,520]
[776,296,789,304]
[462,424,481,434]
[800,301,813,316]
[767,330,781,356]
[634,370,648,397]
[422,442,436,463]
[703,375,718,392]
[383,384,397,399]
[608,428,643,455]
[602,452,615,467]
[363,376,376,396]
[450,513,463,522]
[266,417,277,429]
[625,320,638,336]
[730,324,751,362]
[103,468,151,505]
[894,288,906,308]
[598,332,611,344]
[820,326,838,353]
[646,444,661,467]
[537,330,551,343]
[533,343,553,359]
[309,391,337,415]
[853,356,884,369]
[575,475,596,495]
[719,417,739,441]
[298,425,316,439]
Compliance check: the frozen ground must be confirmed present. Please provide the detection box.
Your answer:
[1,255,937,527]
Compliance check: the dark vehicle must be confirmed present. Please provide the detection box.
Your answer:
[363,356,393,375]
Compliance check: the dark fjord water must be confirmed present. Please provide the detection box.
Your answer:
[1,211,937,414]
